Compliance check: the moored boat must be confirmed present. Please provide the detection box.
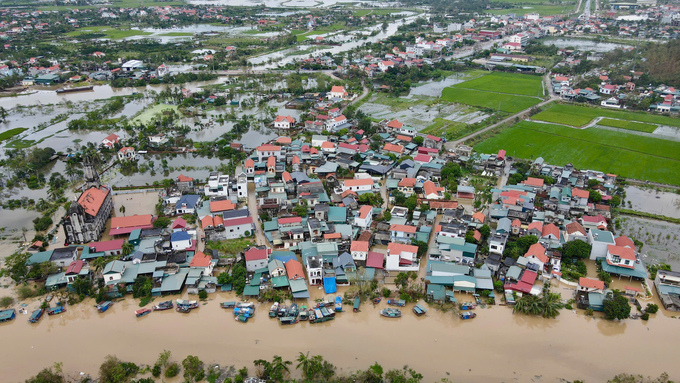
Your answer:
[380,308,402,318]
[353,296,361,312]
[28,309,44,323]
[56,85,94,94]
[135,308,152,318]
[0,308,16,322]
[460,312,477,320]
[235,314,249,323]
[279,316,298,325]
[96,301,113,313]
[277,304,288,317]
[153,301,174,311]
[413,303,428,316]
[176,299,199,309]
[269,302,279,317]
[47,306,66,316]
[372,297,381,305]
[221,301,236,309]
[299,306,309,321]
[234,306,254,317]
[288,303,299,318]
[334,296,343,312]
[387,299,405,307]
[460,302,476,310]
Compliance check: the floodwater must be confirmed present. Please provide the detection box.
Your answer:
[2,283,678,383]
[541,38,632,53]
[624,186,680,219]
[617,215,680,270]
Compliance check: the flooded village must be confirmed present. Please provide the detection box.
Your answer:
[0,0,680,382]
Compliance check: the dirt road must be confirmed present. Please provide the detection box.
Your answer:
[247,182,271,247]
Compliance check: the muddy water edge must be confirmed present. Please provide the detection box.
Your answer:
[2,285,678,383]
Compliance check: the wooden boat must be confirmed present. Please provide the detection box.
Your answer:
[56,85,94,94]
[234,306,254,317]
[299,306,309,321]
[277,304,288,317]
[353,296,361,312]
[288,303,299,318]
[413,303,428,316]
[177,306,192,313]
[334,296,343,312]
[28,309,44,323]
[135,308,152,318]
[279,316,298,325]
[153,301,174,311]
[460,302,476,310]
[0,308,16,322]
[310,308,334,324]
[269,302,279,317]
[176,299,199,309]
[47,306,66,316]
[96,301,113,313]
[372,297,381,305]
[460,312,477,320]
[387,299,406,307]
[380,308,402,318]
[221,301,236,309]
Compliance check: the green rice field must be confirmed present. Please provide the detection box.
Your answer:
[441,88,542,113]
[0,127,27,143]
[597,118,658,133]
[449,72,544,97]
[474,121,680,185]
[533,103,680,128]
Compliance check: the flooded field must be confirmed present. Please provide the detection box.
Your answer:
[1,283,678,383]
[617,216,680,269]
[624,186,680,219]
[541,38,632,52]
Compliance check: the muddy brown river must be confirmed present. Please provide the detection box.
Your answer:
[2,284,678,383]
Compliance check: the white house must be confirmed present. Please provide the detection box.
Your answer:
[175,195,201,215]
[342,178,374,193]
[523,243,548,272]
[311,135,328,147]
[354,205,373,229]
[118,147,136,161]
[599,84,618,95]
[102,260,125,284]
[189,251,215,277]
[268,259,286,278]
[245,247,271,272]
[121,60,143,72]
[325,115,348,130]
[350,240,369,262]
[588,229,616,260]
[390,224,417,243]
[221,217,254,239]
[605,245,637,269]
[328,85,347,99]
[509,33,529,46]
[379,60,395,72]
[149,133,168,145]
[256,144,285,161]
[273,115,296,129]
[101,133,119,148]
[399,126,417,136]
[236,172,248,199]
[578,277,605,293]
[170,231,192,251]
[564,221,587,242]
[386,242,419,272]
[204,172,230,197]
[423,180,445,200]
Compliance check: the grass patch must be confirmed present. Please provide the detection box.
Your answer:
[450,72,544,97]
[132,104,178,125]
[422,118,465,136]
[5,139,35,148]
[533,103,680,128]
[441,88,541,113]
[294,23,346,42]
[159,32,194,37]
[474,120,680,185]
[205,237,255,257]
[66,26,152,39]
[369,94,434,112]
[597,118,657,133]
[0,127,27,142]
[353,9,372,16]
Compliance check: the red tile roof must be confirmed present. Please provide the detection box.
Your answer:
[210,200,236,212]
[245,158,254,168]
[579,277,605,290]
[278,217,302,224]
[111,214,153,229]
[615,235,635,248]
[542,223,559,238]
[525,243,548,264]
[172,217,187,229]
[78,186,110,217]
[88,239,124,253]
[177,174,193,182]
[256,144,281,152]
[324,232,341,239]
[566,221,586,236]
[201,215,214,228]
[398,178,417,187]
[351,240,369,252]
[358,205,372,219]
[344,178,374,187]
[222,217,253,227]
[245,247,270,261]
[396,134,412,142]
[512,219,521,228]
[386,119,403,129]
[285,259,305,280]
[572,188,590,199]
[389,224,417,233]
[528,221,543,232]
[520,270,537,284]
[522,177,544,187]
[387,242,418,254]
[472,211,485,223]
[65,260,84,275]
[473,230,482,242]
[274,115,295,123]
[366,251,384,269]
[190,251,212,268]
[608,245,636,261]
[383,143,404,153]
[423,180,444,197]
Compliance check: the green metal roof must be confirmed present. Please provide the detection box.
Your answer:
[160,269,188,292]
[289,278,308,293]
[601,261,647,279]
[45,272,67,288]
[243,285,260,297]
[328,206,347,223]
[271,276,290,288]
[27,250,53,265]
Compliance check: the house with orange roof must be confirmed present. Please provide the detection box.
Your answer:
[578,277,605,293]
[350,240,370,262]
[572,187,590,206]
[541,223,560,243]
[397,177,417,195]
[614,235,635,249]
[101,133,119,148]
[511,219,522,235]
[605,245,636,269]
[471,211,485,224]
[267,156,276,175]
[386,119,403,131]
[328,85,347,99]
[244,158,255,176]
[256,144,284,161]
[176,174,194,192]
[354,205,373,229]
[383,143,404,155]
[564,221,587,242]
[245,247,272,272]
[273,115,296,129]
[285,259,305,280]
[521,177,544,189]
[386,242,419,271]
[109,214,154,236]
[523,242,548,271]
[390,224,417,243]
[189,251,215,276]
[320,141,336,153]
[342,178,374,193]
[201,215,214,230]
[581,214,607,231]
[527,221,543,237]
[117,146,136,161]
[210,199,236,214]
[423,180,445,200]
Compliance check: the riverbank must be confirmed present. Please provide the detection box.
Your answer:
[2,283,677,383]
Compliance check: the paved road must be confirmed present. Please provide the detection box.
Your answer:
[247,182,271,247]
[444,74,558,151]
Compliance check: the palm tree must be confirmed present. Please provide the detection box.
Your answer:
[90,257,109,277]
[119,205,126,216]
[539,282,564,318]
[296,352,311,379]
[270,355,291,382]
[121,240,134,257]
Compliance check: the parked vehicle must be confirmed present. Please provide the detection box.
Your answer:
[96,301,113,313]
[380,308,402,318]
[153,301,174,311]
[28,309,44,323]
[413,303,428,316]
[135,308,152,318]
[460,312,477,320]
[47,306,66,316]
[269,302,279,318]
[387,299,406,307]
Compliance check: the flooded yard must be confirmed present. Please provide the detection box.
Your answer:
[624,186,680,219]
[616,215,680,269]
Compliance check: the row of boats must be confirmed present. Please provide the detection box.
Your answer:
[268,301,337,325]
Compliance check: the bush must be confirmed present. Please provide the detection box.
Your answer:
[0,296,14,308]
[165,362,180,378]
[151,364,161,378]
[565,304,573,310]
[198,290,208,300]
[645,303,659,314]
[641,312,649,321]
[382,288,391,298]
[585,308,594,316]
